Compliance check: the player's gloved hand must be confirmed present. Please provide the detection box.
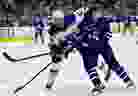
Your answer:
[71,48,77,54]
[64,48,77,59]
[64,48,73,59]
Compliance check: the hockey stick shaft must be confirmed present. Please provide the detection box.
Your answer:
[3,52,50,62]
[104,64,112,81]
[14,62,53,94]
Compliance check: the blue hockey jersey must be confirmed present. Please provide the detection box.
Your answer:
[64,10,136,49]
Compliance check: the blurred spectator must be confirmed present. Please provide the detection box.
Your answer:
[0,0,136,27]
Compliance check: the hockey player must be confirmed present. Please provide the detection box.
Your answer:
[71,7,136,96]
[45,9,77,89]
[33,15,45,44]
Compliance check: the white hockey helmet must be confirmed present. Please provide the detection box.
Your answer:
[52,9,64,18]
[51,9,65,25]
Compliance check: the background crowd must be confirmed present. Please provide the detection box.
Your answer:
[0,0,137,27]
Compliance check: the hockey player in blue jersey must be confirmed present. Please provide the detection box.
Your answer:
[69,7,136,95]
[33,16,45,44]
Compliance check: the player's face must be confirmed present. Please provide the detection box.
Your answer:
[52,10,65,27]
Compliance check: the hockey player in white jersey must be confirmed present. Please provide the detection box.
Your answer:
[45,9,77,90]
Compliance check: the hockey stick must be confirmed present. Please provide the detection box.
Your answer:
[2,52,50,62]
[104,64,112,81]
[98,61,112,82]
[13,62,53,94]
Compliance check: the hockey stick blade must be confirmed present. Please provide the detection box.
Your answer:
[2,52,50,62]
[3,52,18,62]
[13,86,24,94]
